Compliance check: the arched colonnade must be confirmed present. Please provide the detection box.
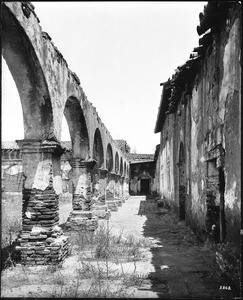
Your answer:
[2,2,130,265]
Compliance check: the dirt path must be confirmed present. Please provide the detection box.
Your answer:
[1,196,239,298]
[103,195,238,299]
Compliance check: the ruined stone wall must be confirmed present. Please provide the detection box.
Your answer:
[2,2,129,176]
[158,122,175,203]
[1,150,73,228]
[1,151,72,194]
[2,161,23,193]
[2,2,131,266]
[156,4,241,245]
[189,9,241,243]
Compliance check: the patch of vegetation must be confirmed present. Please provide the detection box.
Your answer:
[1,218,21,270]
[68,223,152,263]
[1,221,151,298]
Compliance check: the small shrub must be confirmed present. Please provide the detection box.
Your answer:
[123,272,147,287]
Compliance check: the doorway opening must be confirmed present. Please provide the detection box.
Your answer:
[140,179,150,195]
[218,167,226,242]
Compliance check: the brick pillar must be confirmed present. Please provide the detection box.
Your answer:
[106,172,115,200]
[98,168,107,203]
[120,176,125,202]
[91,168,110,219]
[91,166,100,203]
[124,177,130,199]
[117,175,123,199]
[65,159,98,231]
[16,140,69,265]
[114,174,120,199]
[110,174,122,208]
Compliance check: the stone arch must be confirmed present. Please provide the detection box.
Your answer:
[2,4,54,139]
[64,96,89,159]
[115,152,119,174]
[120,157,123,176]
[93,128,104,168]
[106,143,113,172]
[178,142,186,220]
[3,150,9,160]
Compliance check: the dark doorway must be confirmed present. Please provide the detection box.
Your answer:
[140,179,150,194]
[178,142,186,220]
[218,167,226,242]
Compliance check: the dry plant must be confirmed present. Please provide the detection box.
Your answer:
[2,220,152,298]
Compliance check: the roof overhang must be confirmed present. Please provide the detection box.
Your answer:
[154,81,171,134]
[130,160,154,164]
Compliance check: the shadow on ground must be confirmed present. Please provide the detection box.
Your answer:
[137,196,240,299]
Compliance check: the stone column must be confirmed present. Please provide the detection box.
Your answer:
[105,173,118,211]
[106,172,115,200]
[118,175,123,199]
[113,174,122,207]
[16,140,69,265]
[65,159,98,231]
[91,168,110,219]
[114,174,120,199]
[124,177,130,200]
[120,176,125,202]
[91,165,100,204]
[98,168,107,203]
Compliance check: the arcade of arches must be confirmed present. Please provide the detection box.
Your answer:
[2,1,241,278]
[1,2,132,265]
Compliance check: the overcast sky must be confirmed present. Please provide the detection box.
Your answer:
[2,1,206,153]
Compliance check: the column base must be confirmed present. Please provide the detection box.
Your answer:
[16,225,70,265]
[91,203,111,220]
[114,199,123,206]
[65,210,98,231]
[105,200,119,211]
[106,190,114,200]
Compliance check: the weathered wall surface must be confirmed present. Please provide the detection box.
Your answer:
[2,151,72,193]
[1,150,73,228]
[155,3,241,246]
[2,2,130,182]
[2,1,130,265]
[189,10,241,243]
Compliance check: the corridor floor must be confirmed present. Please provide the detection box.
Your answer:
[1,196,240,299]
[103,195,239,299]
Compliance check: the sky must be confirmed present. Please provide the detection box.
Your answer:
[2,1,206,153]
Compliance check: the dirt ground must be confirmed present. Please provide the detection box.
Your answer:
[1,196,240,298]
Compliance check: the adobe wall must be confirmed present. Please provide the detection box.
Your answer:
[189,10,241,244]
[156,4,241,245]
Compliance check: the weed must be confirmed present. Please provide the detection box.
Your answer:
[123,272,147,287]
[2,219,150,298]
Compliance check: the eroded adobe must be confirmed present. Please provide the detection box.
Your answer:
[2,1,130,265]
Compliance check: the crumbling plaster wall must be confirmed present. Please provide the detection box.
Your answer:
[157,7,241,244]
[189,13,241,242]
[3,2,129,177]
[159,131,174,202]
